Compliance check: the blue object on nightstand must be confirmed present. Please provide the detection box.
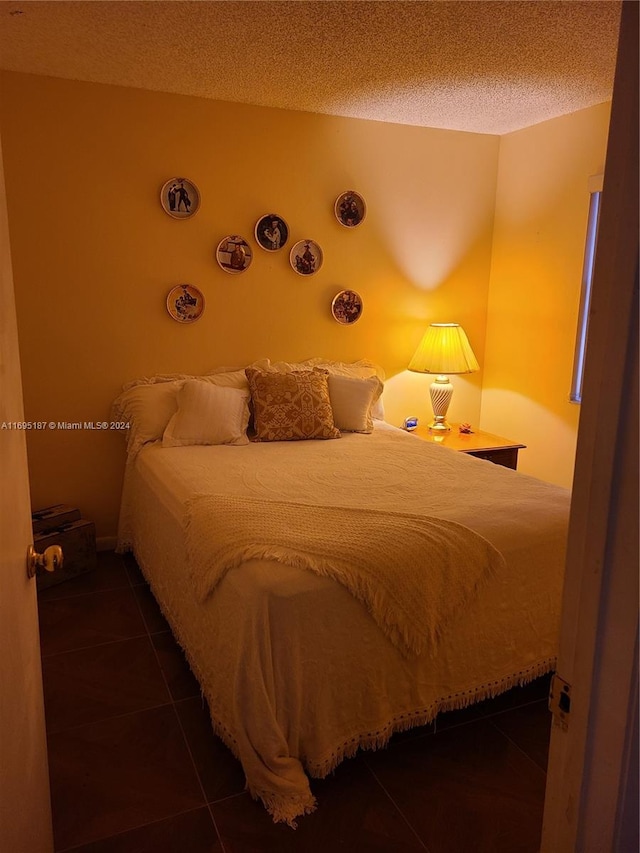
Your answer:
[404,416,419,431]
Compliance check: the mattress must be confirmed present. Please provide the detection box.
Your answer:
[117,423,569,825]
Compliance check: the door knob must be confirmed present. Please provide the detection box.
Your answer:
[27,544,63,579]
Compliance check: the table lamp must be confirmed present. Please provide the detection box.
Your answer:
[408,323,479,432]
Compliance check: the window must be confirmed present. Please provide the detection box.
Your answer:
[570,186,602,404]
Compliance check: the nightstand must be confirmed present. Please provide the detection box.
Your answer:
[409,425,526,470]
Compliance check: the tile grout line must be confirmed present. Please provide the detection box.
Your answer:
[362,757,432,852]
[206,790,246,807]
[481,696,549,722]
[39,580,152,658]
[40,630,160,660]
[45,696,175,738]
[486,715,550,776]
[54,804,213,853]
[168,698,229,853]
[205,804,229,853]
[37,571,141,604]
[38,586,130,604]
[166,695,229,853]
[127,555,230,853]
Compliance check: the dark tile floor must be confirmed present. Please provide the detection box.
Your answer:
[38,552,553,853]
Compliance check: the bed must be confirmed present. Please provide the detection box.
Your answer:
[113,360,569,826]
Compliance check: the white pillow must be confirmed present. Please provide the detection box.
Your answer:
[111,366,261,458]
[326,374,383,433]
[199,369,250,391]
[162,380,250,447]
[111,380,183,457]
[121,362,267,393]
[316,360,385,421]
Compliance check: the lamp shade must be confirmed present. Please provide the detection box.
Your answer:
[408,323,479,375]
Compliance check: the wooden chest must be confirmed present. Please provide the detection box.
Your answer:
[32,506,97,590]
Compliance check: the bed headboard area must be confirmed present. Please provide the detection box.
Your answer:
[111,358,388,461]
[1,70,609,539]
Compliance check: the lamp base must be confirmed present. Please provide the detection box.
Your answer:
[428,375,453,432]
[428,419,451,433]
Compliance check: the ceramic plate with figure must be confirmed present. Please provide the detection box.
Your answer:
[166,284,205,323]
[331,289,363,325]
[255,214,289,252]
[334,190,366,228]
[216,236,253,274]
[160,177,200,219]
[290,239,323,276]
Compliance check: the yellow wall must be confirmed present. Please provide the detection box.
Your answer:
[480,102,611,488]
[0,72,499,539]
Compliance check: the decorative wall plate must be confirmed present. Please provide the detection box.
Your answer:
[331,289,363,325]
[334,190,366,228]
[166,284,205,323]
[160,177,200,219]
[255,213,289,251]
[290,239,323,276]
[216,235,253,274]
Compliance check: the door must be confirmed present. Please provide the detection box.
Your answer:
[541,2,639,850]
[0,135,54,850]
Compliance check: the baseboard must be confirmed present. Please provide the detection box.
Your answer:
[97,535,118,552]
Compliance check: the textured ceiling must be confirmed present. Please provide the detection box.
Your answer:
[0,1,621,134]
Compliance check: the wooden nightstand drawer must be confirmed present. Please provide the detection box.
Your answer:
[467,447,520,470]
[409,425,525,470]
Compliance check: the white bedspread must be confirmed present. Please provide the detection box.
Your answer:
[117,423,569,825]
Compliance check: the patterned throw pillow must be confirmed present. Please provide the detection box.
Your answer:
[245,368,341,442]
[263,357,386,420]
